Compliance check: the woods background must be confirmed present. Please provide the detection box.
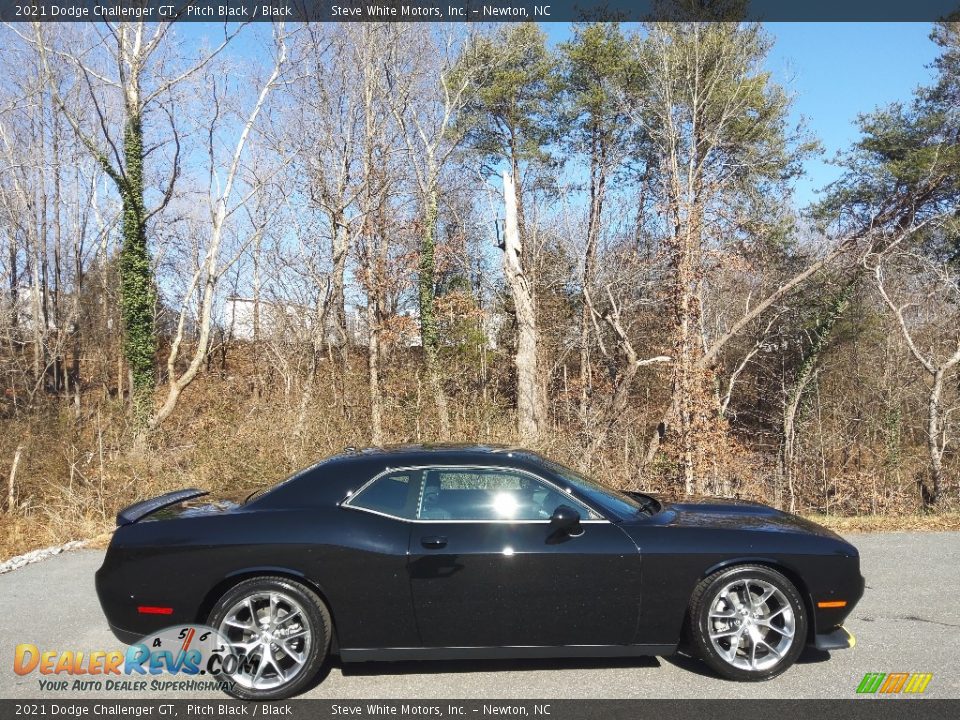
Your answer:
[1,19,958,557]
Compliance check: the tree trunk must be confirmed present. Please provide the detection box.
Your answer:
[503,171,546,441]
[669,202,703,496]
[927,369,946,505]
[329,214,348,346]
[251,233,263,398]
[7,445,23,514]
[418,189,451,440]
[321,211,350,416]
[367,262,383,445]
[7,238,17,331]
[653,114,710,495]
[780,374,811,513]
[30,232,44,384]
[118,109,157,428]
[579,142,606,414]
[778,281,855,511]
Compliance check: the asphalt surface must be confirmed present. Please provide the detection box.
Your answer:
[1,532,958,700]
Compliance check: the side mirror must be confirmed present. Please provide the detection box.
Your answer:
[550,504,582,535]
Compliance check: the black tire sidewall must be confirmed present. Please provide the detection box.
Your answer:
[691,565,808,681]
[207,576,330,700]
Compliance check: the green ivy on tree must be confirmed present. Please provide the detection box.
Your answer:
[117,114,157,427]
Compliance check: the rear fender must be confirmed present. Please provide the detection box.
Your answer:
[196,566,340,653]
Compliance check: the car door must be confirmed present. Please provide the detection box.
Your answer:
[407,466,642,648]
[337,468,420,648]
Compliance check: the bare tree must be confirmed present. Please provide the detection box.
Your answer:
[583,285,670,463]
[872,251,960,505]
[26,20,240,425]
[0,35,107,413]
[776,279,857,511]
[383,25,478,441]
[149,25,289,429]
[295,25,365,358]
[352,24,403,445]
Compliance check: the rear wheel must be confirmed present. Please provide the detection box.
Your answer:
[208,576,331,700]
[688,565,807,681]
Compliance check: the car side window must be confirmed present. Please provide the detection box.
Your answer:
[418,467,595,521]
[347,471,422,519]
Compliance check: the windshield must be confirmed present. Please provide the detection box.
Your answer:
[540,459,658,519]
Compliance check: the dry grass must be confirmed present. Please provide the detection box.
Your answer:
[806,512,960,533]
[83,531,114,550]
[1,349,958,564]
[0,515,103,560]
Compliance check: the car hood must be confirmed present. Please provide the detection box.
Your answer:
[640,494,846,541]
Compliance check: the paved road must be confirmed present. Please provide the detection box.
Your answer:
[1,533,958,700]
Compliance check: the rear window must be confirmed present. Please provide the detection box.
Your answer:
[346,471,421,519]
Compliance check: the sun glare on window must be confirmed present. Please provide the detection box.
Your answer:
[492,492,518,518]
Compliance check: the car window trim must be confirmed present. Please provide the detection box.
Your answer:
[341,464,610,524]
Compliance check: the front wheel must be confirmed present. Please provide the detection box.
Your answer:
[688,565,807,681]
[208,576,331,700]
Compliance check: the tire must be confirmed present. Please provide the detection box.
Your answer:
[688,564,807,681]
[207,576,331,700]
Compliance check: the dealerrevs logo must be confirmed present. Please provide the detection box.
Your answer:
[856,672,933,695]
[13,625,247,693]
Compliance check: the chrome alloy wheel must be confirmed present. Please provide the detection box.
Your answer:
[707,578,796,672]
[217,590,313,691]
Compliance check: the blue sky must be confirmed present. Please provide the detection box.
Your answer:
[192,22,941,210]
[543,22,939,208]
[766,23,938,206]
[170,21,942,307]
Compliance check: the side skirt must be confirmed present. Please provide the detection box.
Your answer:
[339,644,677,663]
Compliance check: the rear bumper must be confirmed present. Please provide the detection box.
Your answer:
[814,625,856,651]
[95,544,201,643]
[96,564,146,645]
[106,622,144,646]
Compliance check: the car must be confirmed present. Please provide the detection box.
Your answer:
[96,444,864,700]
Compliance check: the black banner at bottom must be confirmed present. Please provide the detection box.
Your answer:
[1,700,957,720]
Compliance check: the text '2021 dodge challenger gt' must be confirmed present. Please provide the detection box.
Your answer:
[96,445,864,700]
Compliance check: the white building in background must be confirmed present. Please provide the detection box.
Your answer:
[224,296,365,346]
[224,296,503,351]
[0,285,59,333]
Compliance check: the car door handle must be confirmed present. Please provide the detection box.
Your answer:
[421,536,448,549]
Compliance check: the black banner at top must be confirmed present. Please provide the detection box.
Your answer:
[1,0,958,23]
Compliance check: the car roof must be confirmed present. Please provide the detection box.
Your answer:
[328,444,550,470]
[247,445,552,509]
[343,443,525,458]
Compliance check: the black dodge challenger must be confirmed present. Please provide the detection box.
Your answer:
[96,445,863,700]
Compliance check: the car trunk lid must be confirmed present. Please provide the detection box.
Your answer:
[115,489,242,526]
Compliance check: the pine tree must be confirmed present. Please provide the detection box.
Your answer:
[634,23,810,493]
[458,24,559,439]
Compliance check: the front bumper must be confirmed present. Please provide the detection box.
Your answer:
[814,625,856,651]
[811,569,865,643]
